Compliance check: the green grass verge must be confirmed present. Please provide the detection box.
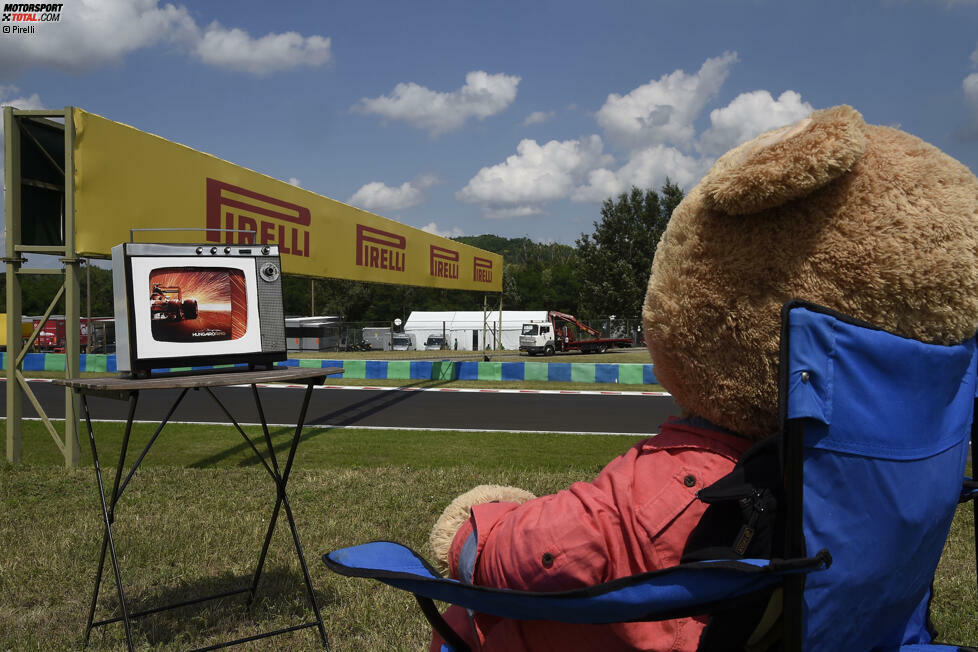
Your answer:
[1,422,974,650]
[5,420,642,472]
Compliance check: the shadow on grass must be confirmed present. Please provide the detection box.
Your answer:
[188,379,447,469]
[87,565,335,649]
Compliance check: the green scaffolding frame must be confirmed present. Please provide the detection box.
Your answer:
[4,106,82,467]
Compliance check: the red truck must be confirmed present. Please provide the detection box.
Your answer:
[519,311,632,356]
[32,317,91,352]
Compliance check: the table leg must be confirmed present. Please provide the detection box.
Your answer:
[107,392,139,523]
[83,532,109,647]
[81,393,135,651]
[247,382,328,648]
[84,391,139,646]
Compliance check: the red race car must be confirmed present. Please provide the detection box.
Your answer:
[150,284,199,321]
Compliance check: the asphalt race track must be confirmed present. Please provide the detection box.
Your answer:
[2,381,681,436]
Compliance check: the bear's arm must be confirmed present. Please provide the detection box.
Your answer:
[447,430,748,593]
[448,440,674,591]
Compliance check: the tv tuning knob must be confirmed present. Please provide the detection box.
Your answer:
[210,247,218,254]
[261,246,270,255]
[260,262,280,282]
[195,247,203,255]
[224,247,231,254]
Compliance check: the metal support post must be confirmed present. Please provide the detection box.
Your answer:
[4,106,23,463]
[497,294,503,351]
[86,259,92,354]
[63,107,81,467]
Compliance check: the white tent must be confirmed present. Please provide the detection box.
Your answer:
[404,310,548,351]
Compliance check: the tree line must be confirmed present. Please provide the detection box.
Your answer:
[1,183,683,324]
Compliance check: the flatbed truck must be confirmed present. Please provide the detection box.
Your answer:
[519,311,632,356]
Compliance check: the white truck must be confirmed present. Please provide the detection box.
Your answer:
[520,311,632,356]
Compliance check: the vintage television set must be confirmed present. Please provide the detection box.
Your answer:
[111,242,287,376]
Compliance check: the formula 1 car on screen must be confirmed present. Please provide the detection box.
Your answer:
[150,284,199,321]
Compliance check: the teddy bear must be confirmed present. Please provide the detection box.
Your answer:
[428,105,978,651]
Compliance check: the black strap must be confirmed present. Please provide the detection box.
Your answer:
[415,595,471,652]
[972,398,978,607]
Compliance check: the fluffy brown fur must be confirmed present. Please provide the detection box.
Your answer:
[429,484,537,572]
[643,105,978,439]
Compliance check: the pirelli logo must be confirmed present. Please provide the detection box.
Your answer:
[429,245,459,280]
[473,256,494,283]
[356,224,406,272]
[206,178,311,257]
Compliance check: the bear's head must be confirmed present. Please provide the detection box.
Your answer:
[643,105,978,439]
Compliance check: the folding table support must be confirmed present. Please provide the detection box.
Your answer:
[56,367,340,651]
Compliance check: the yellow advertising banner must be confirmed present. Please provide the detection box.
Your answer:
[71,108,502,292]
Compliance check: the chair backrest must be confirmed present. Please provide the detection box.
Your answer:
[780,303,976,651]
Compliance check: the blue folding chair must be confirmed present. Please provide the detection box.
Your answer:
[325,301,978,651]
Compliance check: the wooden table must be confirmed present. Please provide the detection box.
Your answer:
[56,367,342,651]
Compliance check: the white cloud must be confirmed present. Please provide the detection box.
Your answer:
[0,0,330,80]
[963,72,978,138]
[698,90,813,156]
[522,110,554,126]
[961,45,978,139]
[483,205,542,219]
[414,173,442,189]
[967,72,978,104]
[0,0,196,79]
[453,53,819,212]
[456,135,613,213]
[348,180,425,212]
[596,52,738,149]
[0,88,45,141]
[0,86,45,112]
[572,145,705,203]
[421,222,464,237]
[194,23,331,75]
[347,174,441,212]
[287,177,302,187]
[353,71,520,135]
[456,133,706,211]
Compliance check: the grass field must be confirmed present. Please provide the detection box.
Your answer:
[1,421,975,650]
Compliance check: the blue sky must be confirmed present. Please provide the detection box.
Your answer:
[1,0,977,246]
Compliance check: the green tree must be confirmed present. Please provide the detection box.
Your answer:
[457,237,581,313]
[0,262,116,318]
[575,182,684,319]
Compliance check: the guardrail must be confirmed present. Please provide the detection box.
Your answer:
[1,354,658,385]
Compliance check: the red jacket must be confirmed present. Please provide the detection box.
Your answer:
[434,418,753,651]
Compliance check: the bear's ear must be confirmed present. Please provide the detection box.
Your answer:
[700,105,867,215]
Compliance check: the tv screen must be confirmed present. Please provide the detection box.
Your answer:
[148,267,247,343]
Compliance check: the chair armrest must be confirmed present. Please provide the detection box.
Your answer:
[323,541,831,625]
